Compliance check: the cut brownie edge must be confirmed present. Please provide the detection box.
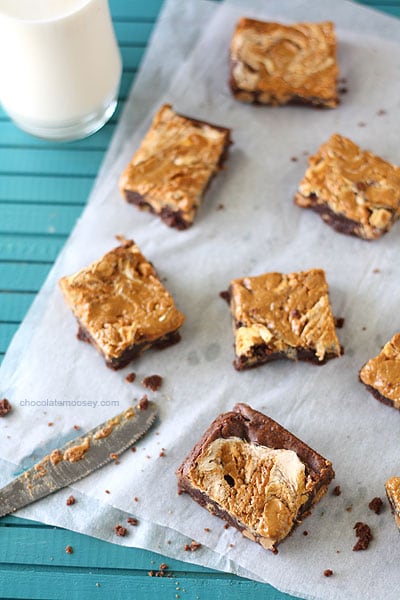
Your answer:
[359,378,398,410]
[295,193,394,241]
[77,324,181,370]
[124,190,190,230]
[234,344,341,371]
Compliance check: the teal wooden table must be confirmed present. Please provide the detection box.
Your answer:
[0,1,399,598]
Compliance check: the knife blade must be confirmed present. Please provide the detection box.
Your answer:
[0,400,157,517]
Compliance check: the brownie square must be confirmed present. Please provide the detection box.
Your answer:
[229,18,338,108]
[59,239,185,369]
[359,333,400,410]
[119,104,231,230]
[386,477,400,529]
[295,134,400,240]
[177,403,334,552]
[224,268,342,371]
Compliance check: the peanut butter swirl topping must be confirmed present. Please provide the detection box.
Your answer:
[188,436,309,549]
[59,240,185,360]
[360,333,400,407]
[231,269,341,362]
[230,18,338,107]
[296,134,400,240]
[119,104,230,224]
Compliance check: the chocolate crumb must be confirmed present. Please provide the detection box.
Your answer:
[73,425,80,431]
[219,290,230,304]
[332,485,342,496]
[362,326,367,331]
[134,496,139,502]
[127,518,138,526]
[372,268,380,274]
[142,375,162,392]
[290,156,298,162]
[66,495,75,506]
[353,522,372,551]
[346,505,353,512]
[0,399,12,417]
[339,87,348,94]
[110,453,119,462]
[114,525,127,537]
[159,563,168,570]
[159,451,166,457]
[148,571,155,577]
[324,569,333,577]
[224,523,230,530]
[358,121,366,127]
[47,422,54,427]
[377,109,386,116]
[303,530,308,536]
[105,490,110,494]
[204,528,211,533]
[138,395,149,411]
[65,546,73,554]
[131,447,136,453]
[217,203,225,210]
[334,318,345,329]
[184,541,201,552]
[125,372,136,383]
[368,497,383,515]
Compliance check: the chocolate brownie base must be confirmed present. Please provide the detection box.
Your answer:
[298,194,394,240]
[177,403,334,551]
[124,191,189,230]
[77,324,181,370]
[234,345,341,371]
[229,70,337,108]
[359,380,397,410]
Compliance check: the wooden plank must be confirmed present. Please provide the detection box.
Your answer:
[0,204,82,235]
[0,323,19,352]
[0,263,51,292]
[0,176,92,204]
[120,46,146,72]
[0,235,66,262]
[110,0,163,20]
[114,21,156,44]
[0,293,35,322]
[0,149,104,177]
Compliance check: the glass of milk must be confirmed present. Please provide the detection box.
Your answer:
[0,0,122,141]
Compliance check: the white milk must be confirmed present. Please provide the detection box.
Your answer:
[0,0,122,140]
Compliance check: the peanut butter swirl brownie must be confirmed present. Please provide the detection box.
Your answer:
[229,18,338,108]
[177,403,334,552]
[295,134,400,240]
[59,239,185,369]
[119,104,231,230]
[359,333,400,410]
[223,268,342,370]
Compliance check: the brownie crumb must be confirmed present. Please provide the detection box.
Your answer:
[217,203,225,211]
[131,446,137,453]
[219,290,230,304]
[134,496,139,502]
[114,525,127,537]
[334,318,345,329]
[66,495,75,506]
[0,399,12,417]
[159,451,166,457]
[110,453,119,462]
[290,156,298,162]
[47,422,54,427]
[138,395,149,411]
[148,570,155,577]
[127,517,138,526]
[372,268,380,274]
[224,523,230,530]
[303,530,308,536]
[73,425,80,431]
[105,490,110,494]
[142,375,162,392]
[159,563,168,570]
[65,545,73,554]
[339,87,348,94]
[184,540,202,552]
[353,522,372,551]
[324,569,333,577]
[368,497,383,515]
[332,485,342,496]
[125,372,136,383]
[204,528,211,533]
[357,121,366,127]
[377,109,386,116]
[346,505,353,512]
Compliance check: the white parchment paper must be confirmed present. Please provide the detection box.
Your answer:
[2,1,400,598]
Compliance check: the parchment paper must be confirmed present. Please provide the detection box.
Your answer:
[2,1,400,598]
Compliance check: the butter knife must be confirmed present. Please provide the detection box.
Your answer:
[0,400,157,517]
